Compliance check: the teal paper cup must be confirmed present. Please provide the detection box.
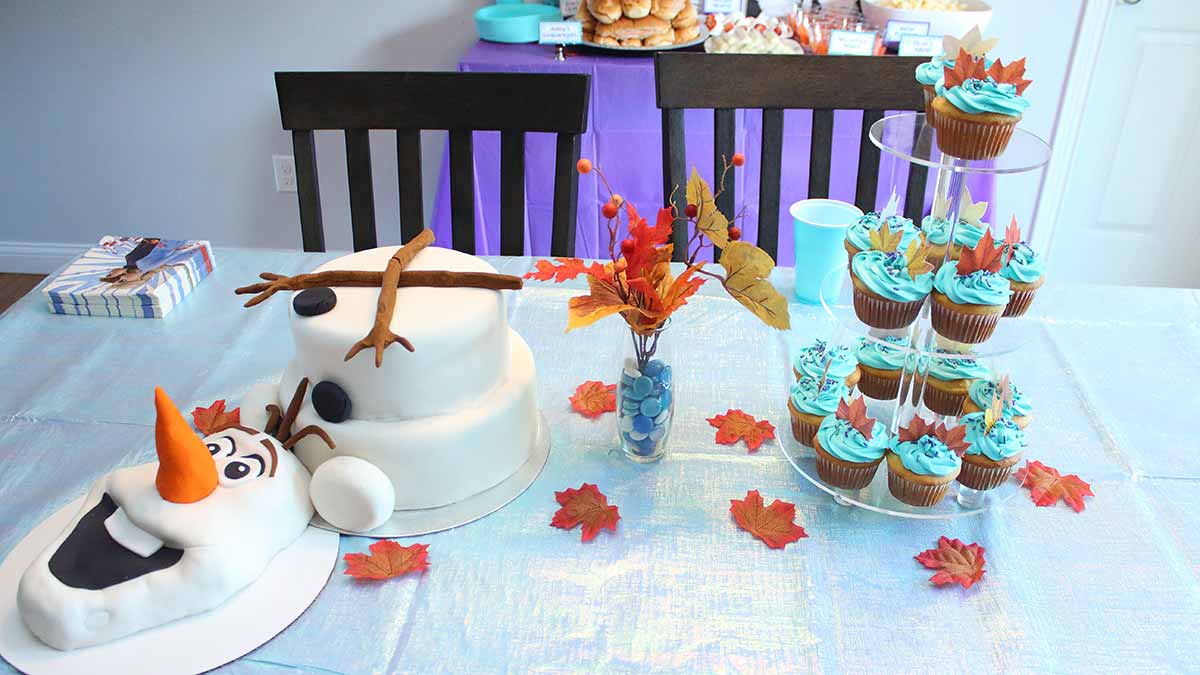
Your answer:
[790,199,863,305]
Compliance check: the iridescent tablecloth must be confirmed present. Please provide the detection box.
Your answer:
[0,249,1197,673]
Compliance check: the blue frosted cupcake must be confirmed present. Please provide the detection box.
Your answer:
[850,247,935,330]
[963,378,1032,429]
[930,232,1011,343]
[886,416,969,507]
[920,350,991,416]
[787,375,849,447]
[812,397,890,489]
[958,411,1026,490]
[921,215,988,261]
[997,241,1045,317]
[793,339,861,390]
[844,213,920,263]
[855,335,911,401]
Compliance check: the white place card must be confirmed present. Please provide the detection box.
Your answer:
[827,30,876,56]
[704,0,740,14]
[899,34,943,57]
[539,21,583,45]
[884,20,929,43]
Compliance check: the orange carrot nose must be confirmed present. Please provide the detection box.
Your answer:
[154,387,218,504]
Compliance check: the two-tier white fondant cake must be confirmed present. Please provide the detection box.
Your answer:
[242,245,540,533]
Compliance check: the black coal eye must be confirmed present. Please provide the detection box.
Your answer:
[224,461,250,480]
[312,380,351,423]
[293,287,337,317]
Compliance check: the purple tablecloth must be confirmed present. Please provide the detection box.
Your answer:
[432,41,994,265]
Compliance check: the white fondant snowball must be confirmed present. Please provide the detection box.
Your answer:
[310,457,395,533]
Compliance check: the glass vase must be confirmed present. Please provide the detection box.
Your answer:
[617,324,674,463]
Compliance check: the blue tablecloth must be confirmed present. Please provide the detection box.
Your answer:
[1,249,1197,672]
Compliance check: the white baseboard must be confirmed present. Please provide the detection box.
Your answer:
[0,241,90,274]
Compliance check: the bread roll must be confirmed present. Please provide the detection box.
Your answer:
[597,15,671,40]
[622,0,651,19]
[671,1,697,27]
[643,29,676,46]
[576,2,597,29]
[588,0,622,24]
[583,30,595,42]
[620,38,644,46]
[651,0,685,21]
[595,35,621,46]
[674,22,700,42]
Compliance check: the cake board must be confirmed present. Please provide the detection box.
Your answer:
[0,497,339,675]
[312,412,552,538]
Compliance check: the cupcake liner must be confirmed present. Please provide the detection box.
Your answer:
[932,112,1017,160]
[887,471,952,507]
[857,368,901,401]
[852,286,926,330]
[922,86,936,119]
[920,382,967,417]
[930,299,1002,343]
[790,415,820,447]
[815,453,882,490]
[1003,286,1039,317]
[957,457,1020,490]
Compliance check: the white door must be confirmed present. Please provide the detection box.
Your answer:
[1049,0,1200,288]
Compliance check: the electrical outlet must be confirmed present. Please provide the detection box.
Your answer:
[273,155,297,192]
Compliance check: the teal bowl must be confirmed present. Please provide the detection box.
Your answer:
[475,4,563,43]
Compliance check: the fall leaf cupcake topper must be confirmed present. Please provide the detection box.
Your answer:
[903,236,935,280]
[943,48,989,89]
[835,396,876,440]
[898,414,971,456]
[868,221,905,253]
[955,229,1004,276]
[942,26,998,61]
[931,185,988,225]
[987,58,1033,95]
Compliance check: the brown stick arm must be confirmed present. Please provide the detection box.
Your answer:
[345,229,435,366]
[235,269,523,308]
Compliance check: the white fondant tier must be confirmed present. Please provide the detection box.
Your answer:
[244,331,539,511]
[287,246,511,420]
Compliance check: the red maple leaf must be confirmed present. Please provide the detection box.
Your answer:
[729,490,808,549]
[551,483,620,542]
[524,258,610,283]
[943,48,988,89]
[569,381,617,419]
[623,203,674,281]
[956,229,1003,275]
[836,396,876,440]
[915,536,986,589]
[1001,216,1021,265]
[343,540,430,580]
[897,414,937,443]
[1015,460,1094,512]
[708,409,776,452]
[986,57,1032,95]
[898,415,970,455]
[191,399,240,435]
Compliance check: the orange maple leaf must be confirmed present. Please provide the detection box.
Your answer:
[707,409,776,452]
[524,258,610,283]
[567,275,640,333]
[956,229,1003,275]
[343,540,429,580]
[729,490,807,549]
[898,415,970,455]
[836,397,876,440]
[986,57,1032,95]
[943,48,988,89]
[570,381,616,419]
[191,399,240,435]
[915,536,986,589]
[551,483,620,542]
[1015,460,1094,512]
[623,203,674,281]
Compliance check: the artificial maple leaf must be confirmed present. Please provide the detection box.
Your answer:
[191,399,240,435]
[836,397,875,440]
[551,483,620,542]
[1015,461,1094,512]
[935,422,971,456]
[707,409,776,452]
[718,241,790,330]
[943,48,988,90]
[570,381,616,419]
[567,275,639,333]
[898,414,937,443]
[868,221,904,253]
[956,229,1003,275]
[623,203,674,281]
[686,167,730,249]
[343,540,429,580]
[903,236,935,280]
[729,490,807,549]
[524,258,609,283]
[987,57,1032,95]
[915,537,986,589]
[656,265,706,320]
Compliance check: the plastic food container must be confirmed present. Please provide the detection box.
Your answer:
[860,0,992,40]
[475,3,563,44]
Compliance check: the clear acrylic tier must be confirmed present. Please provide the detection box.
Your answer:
[782,112,1051,518]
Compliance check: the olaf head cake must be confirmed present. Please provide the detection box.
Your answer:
[236,230,541,534]
[16,386,325,651]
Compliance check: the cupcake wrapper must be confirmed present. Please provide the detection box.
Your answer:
[888,471,952,507]
[853,287,925,330]
[957,460,1017,491]
[1003,287,1039,317]
[790,416,820,448]
[816,454,881,490]
[922,87,936,119]
[930,301,1001,343]
[932,113,1017,160]
[920,384,967,417]
[858,369,901,401]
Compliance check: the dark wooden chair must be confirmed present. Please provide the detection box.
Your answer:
[275,72,591,255]
[654,54,928,261]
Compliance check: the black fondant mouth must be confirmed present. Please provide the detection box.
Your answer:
[48,493,183,590]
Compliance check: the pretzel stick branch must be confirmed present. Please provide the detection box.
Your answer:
[236,270,522,307]
[345,230,436,366]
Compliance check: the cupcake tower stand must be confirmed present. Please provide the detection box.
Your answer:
[780,112,1051,519]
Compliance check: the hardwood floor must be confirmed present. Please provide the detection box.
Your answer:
[0,273,45,314]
